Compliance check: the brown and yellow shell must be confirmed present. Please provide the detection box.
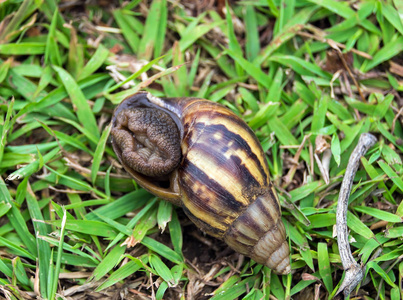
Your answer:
[111,91,290,275]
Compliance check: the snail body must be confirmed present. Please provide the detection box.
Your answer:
[111,92,290,275]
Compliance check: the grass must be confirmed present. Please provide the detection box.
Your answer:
[0,0,403,299]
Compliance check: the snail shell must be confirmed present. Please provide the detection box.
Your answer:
[111,92,290,275]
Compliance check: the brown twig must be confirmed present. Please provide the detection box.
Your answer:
[335,47,366,102]
[282,134,311,188]
[297,30,373,60]
[391,106,403,134]
[336,133,377,298]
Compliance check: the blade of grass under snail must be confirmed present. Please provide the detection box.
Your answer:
[283,219,314,270]
[157,200,172,232]
[130,208,158,245]
[168,209,183,256]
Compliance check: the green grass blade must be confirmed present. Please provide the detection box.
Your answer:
[78,44,110,81]
[378,161,403,193]
[225,47,271,89]
[244,5,260,61]
[362,36,403,72]
[318,242,333,293]
[113,9,140,53]
[157,200,172,233]
[0,98,14,165]
[49,208,67,300]
[138,0,167,60]
[53,66,100,141]
[141,237,183,264]
[49,219,117,238]
[0,177,36,255]
[44,10,62,66]
[306,0,355,18]
[354,206,402,223]
[0,43,45,55]
[26,182,51,297]
[91,123,112,184]
[149,254,175,286]
[96,258,145,291]
[91,245,126,281]
[6,146,62,181]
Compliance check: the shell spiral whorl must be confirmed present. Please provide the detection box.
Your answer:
[111,92,291,275]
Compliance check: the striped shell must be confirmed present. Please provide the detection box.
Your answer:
[111,92,290,275]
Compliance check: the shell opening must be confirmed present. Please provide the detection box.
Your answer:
[111,92,183,183]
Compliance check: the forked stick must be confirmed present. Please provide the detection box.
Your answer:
[336,133,377,297]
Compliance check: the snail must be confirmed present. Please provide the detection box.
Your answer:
[111,91,291,275]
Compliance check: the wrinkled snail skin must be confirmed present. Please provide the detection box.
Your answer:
[111,92,291,275]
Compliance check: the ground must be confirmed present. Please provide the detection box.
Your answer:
[0,0,403,299]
